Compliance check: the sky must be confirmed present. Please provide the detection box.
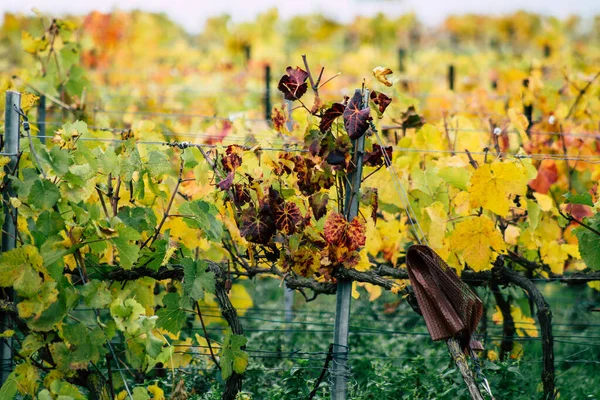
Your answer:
[3,0,600,33]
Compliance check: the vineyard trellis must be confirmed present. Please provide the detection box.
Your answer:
[2,16,600,397]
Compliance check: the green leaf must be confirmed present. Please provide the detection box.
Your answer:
[26,287,77,332]
[93,147,119,175]
[179,200,223,241]
[219,329,248,380]
[182,258,215,301]
[132,387,151,400]
[110,225,141,269]
[39,146,71,176]
[564,192,594,207]
[0,245,44,287]
[65,66,88,98]
[28,179,60,209]
[20,334,45,357]
[182,147,199,168]
[117,206,157,233]
[147,150,171,178]
[0,371,18,400]
[80,280,112,308]
[574,214,600,270]
[110,298,145,335]
[35,210,65,235]
[138,238,169,272]
[14,266,43,297]
[155,293,187,335]
[49,379,87,400]
[439,167,469,191]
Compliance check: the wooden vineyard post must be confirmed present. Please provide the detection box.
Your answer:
[243,43,251,66]
[331,89,368,400]
[1,90,21,384]
[447,339,485,400]
[448,64,456,91]
[265,64,272,121]
[398,48,406,73]
[37,95,46,143]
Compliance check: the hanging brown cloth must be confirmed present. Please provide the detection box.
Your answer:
[406,244,483,351]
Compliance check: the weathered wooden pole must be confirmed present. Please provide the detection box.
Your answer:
[1,90,21,384]
[331,89,368,400]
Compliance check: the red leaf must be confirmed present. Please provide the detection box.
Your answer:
[343,91,372,140]
[346,218,366,251]
[323,212,366,251]
[274,202,303,234]
[370,91,392,114]
[529,160,558,194]
[319,103,345,133]
[239,205,276,244]
[277,66,309,101]
[324,213,347,246]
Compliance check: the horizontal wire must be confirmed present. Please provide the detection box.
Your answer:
[34,119,600,139]
[31,135,307,152]
[92,109,269,122]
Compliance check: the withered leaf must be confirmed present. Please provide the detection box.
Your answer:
[370,90,392,115]
[400,106,425,129]
[221,145,243,172]
[343,91,372,140]
[271,104,288,132]
[233,184,251,206]
[278,66,309,101]
[319,103,345,133]
[373,66,393,87]
[217,171,234,191]
[309,192,329,220]
[363,144,393,167]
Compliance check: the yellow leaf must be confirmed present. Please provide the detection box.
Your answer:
[353,282,382,301]
[487,350,498,362]
[532,193,553,212]
[511,306,538,338]
[452,191,471,216]
[508,107,530,145]
[373,66,393,87]
[354,249,372,272]
[588,281,600,291]
[352,282,360,300]
[449,215,506,271]
[21,31,47,54]
[504,225,521,246]
[20,92,39,114]
[424,201,447,250]
[195,333,221,367]
[147,383,165,400]
[170,337,193,369]
[414,124,445,151]
[469,161,529,216]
